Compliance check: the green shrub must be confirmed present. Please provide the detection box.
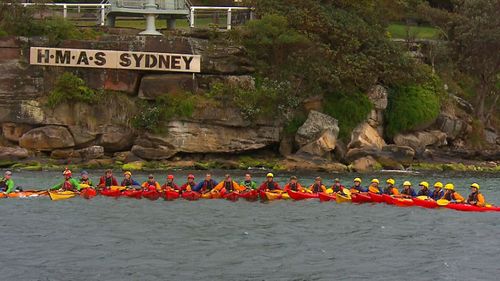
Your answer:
[385,84,441,137]
[47,72,98,108]
[284,114,307,134]
[323,92,373,140]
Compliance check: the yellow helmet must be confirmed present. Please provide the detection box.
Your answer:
[444,183,454,190]
[403,181,411,186]
[371,179,379,184]
[419,181,429,188]
[353,178,362,183]
[434,182,443,188]
[386,178,395,185]
[124,171,132,176]
[266,173,274,178]
[470,183,480,190]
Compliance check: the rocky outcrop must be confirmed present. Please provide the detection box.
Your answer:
[283,155,348,172]
[296,130,337,158]
[348,122,386,150]
[295,111,339,147]
[97,126,135,152]
[0,146,29,160]
[131,145,177,160]
[76,146,105,160]
[19,125,74,151]
[138,74,195,100]
[346,145,415,169]
[2,123,34,143]
[435,114,469,140]
[366,85,388,135]
[394,130,447,153]
[351,156,381,172]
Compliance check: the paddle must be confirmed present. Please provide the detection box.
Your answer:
[437,199,450,206]
[417,196,430,200]
[368,186,380,193]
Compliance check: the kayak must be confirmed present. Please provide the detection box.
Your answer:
[238,190,258,201]
[181,191,201,201]
[223,192,239,202]
[412,198,439,208]
[287,190,319,200]
[444,203,500,212]
[264,191,282,201]
[201,192,221,199]
[1,191,43,198]
[163,190,180,201]
[80,188,97,199]
[382,194,395,205]
[351,193,372,203]
[369,193,384,203]
[336,193,352,203]
[392,197,414,207]
[100,188,122,197]
[142,190,160,200]
[49,190,76,201]
[318,192,336,202]
[109,186,127,191]
[123,189,142,199]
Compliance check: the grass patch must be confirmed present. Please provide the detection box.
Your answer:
[47,72,99,108]
[387,24,440,40]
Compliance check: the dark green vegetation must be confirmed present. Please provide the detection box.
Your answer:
[47,73,99,108]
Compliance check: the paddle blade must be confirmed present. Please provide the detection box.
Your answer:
[369,186,379,193]
[437,199,450,206]
[417,196,429,200]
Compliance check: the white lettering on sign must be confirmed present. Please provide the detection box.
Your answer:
[29,47,201,73]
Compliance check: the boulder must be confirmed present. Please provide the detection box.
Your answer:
[138,74,195,100]
[114,151,142,163]
[67,126,98,147]
[346,145,415,169]
[435,114,468,140]
[0,146,29,160]
[131,145,177,160]
[2,123,34,143]
[394,130,447,153]
[19,125,75,150]
[366,85,388,110]
[348,122,386,150]
[75,146,105,160]
[484,129,498,145]
[50,149,76,159]
[97,126,135,152]
[279,134,294,156]
[296,129,337,157]
[295,110,339,147]
[282,155,348,172]
[351,156,382,172]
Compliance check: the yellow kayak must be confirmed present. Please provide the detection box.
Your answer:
[109,186,127,191]
[48,190,77,201]
[335,193,352,203]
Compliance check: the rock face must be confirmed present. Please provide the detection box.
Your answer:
[346,145,415,169]
[435,114,468,140]
[131,145,177,160]
[348,122,386,150]
[97,126,135,152]
[76,146,105,160]
[283,155,348,172]
[366,85,388,135]
[19,125,75,151]
[0,146,29,160]
[351,156,381,172]
[394,130,447,153]
[2,123,34,143]
[296,129,337,157]
[295,111,339,147]
[138,74,195,100]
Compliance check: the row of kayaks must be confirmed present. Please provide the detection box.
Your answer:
[5,188,499,212]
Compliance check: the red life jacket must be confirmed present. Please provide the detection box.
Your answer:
[62,180,74,191]
[312,183,323,193]
[266,181,278,190]
[289,183,298,191]
[224,181,234,192]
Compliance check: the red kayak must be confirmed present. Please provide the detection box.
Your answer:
[351,193,372,203]
[80,188,97,199]
[412,198,438,209]
[100,188,122,197]
[392,197,415,207]
[223,192,239,202]
[164,190,180,201]
[181,191,201,201]
[444,203,500,212]
[123,189,142,199]
[238,190,258,201]
[142,190,161,200]
[318,192,336,202]
[287,190,319,200]
[382,194,395,205]
[369,193,384,203]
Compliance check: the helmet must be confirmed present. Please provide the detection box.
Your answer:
[315,177,322,181]
[419,181,429,188]
[124,171,132,176]
[470,183,480,190]
[4,171,12,176]
[371,179,379,184]
[290,176,297,180]
[444,183,454,190]
[188,174,195,179]
[334,178,340,182]
[167,175,174,180]
[434,182,443,188]
[266,173,274,178]
[81,170,89,176]
[386,178,395,185]
[353,177,362,183]
[63,169,72,176]
[403,181,411,186]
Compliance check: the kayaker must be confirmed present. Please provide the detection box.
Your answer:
[239,173,257,190]
[192,173,218,193]
[309,177,327,193]
[258,173,281,192]
[383,179,399,195]
[142,174,161,191]
[79,170,94,187]
[98,169,118,189]
[180,174,196,192]
[417,181,431,197]
[0,171,15,194]
[51,169,81,191]
[400,181,416,198]
[212,174,242,194]
[283,176,304,192]
[466,183,485,207]
[442,183,465,203]
[368,179,381,194]
[431,182,444,200]
[350,178,367,193]
[161,175,179,191]
[331,178,346,193]
[121,171,140,188]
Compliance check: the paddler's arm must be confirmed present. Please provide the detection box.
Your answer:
[454,193,465,203]
[50,182,63,190]
[192,182,202,192]
[71,179,82,191]
[4,179,15,194]
[477,194,485,207]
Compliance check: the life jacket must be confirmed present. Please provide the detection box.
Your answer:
[122,178,133,186]
[80,178,91,185]
[383,186,396,195]
[242,180,254,188]
[417,188,430,197]
[401,188,415,196]
[105,176,113,187]
[62,180,75,191]
[313,183,325,193]
[201,180,216,192]
[443,191,455,201]
[0,178,7,191]
[183,182,196,190]
[351,185,363,192]
[288,183,298,191]
[332,185,344,193]
[431,189,443,200]
[266,181,278,191]
[467,192,480,205]
[146,181,158,190]
[224,181,234,192]
[164,181,176,189]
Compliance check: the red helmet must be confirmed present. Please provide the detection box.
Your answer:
[63,169,72,176]
[167,175,174,180]
[188,174,195,179]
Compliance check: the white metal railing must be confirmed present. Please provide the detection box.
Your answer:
[10,3,254,29]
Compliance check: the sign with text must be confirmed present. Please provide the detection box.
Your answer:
[30,47,201,73]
